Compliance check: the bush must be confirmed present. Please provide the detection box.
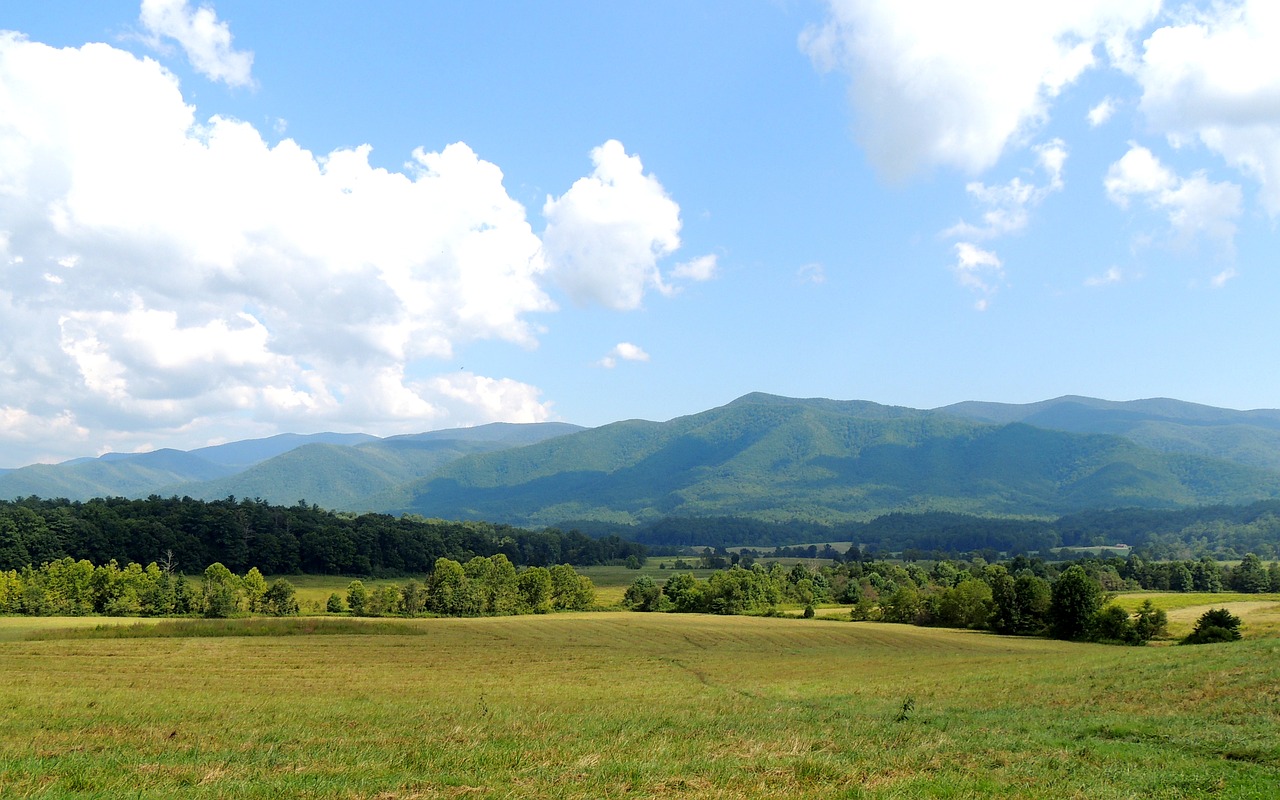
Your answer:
[1182,608,1243,645]
[325,593,345,613]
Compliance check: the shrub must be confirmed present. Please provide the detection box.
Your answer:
[1182,608,1243,645]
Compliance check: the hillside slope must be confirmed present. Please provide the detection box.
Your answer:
[394,396,1280,525]
[942,396,1280,472]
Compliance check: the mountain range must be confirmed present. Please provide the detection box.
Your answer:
[4,394,1279,526]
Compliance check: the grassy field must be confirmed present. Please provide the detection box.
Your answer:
[0,611,1277,798]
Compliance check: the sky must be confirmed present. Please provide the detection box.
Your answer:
[1,0,1279,467]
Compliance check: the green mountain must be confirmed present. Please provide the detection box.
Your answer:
[394,395,1280,526]
[941,396,1280,472]
[1,423,582,503]
[164,422,583,510]
[0,449,235,500]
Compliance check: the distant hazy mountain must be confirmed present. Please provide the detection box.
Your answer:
[941,396,1280,472]
[165,423,584,510]
[393,394,1280,526]
[0,423,582,503]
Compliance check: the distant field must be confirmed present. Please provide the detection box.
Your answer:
[1,612,1277,798]
[1114,592,1280,639]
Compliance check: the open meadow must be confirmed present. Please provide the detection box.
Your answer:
[0,611,1277,798]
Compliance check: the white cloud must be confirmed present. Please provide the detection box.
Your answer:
[0,35,695,464]
[801,0,1160,179]
[1210,267,1238,288]
[542,140,683,310]
[951,242,1004,310]
[1084,266,1123,287]
[1088,96,1118,127]
[944,139,1068,239]
[671,254,718,282]
[797,263,826,284]
[1132,0,1280,213]
[597,342,650,369]
[139,0,254,87]
[1105,144,1242,250]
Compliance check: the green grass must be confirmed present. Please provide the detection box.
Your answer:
[0,612,1277,798]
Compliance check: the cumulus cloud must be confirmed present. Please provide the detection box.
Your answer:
[0,35,686,464]
[1105,144,1242,250]
[139,0,254,87]
[597,342,650,369]
[1131,0,1280,213]
[542,140,682,310]
[800,0,1160,179]
[951,242,1004,310]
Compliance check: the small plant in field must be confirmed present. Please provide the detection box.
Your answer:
[802,604,815,619]
[894,696,915,722]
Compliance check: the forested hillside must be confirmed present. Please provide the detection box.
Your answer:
[397,396,1280,525]
[0,497,643,576]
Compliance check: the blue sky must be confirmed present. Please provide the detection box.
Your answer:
[1,0,1278,466]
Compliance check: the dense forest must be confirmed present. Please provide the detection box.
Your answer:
[572,502,1280,560]
[0,496,645,576]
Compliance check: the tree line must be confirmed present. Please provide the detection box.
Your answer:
[0,554,597,620]
[625,552,1278,645]
[0,557,296,618]
[341,556,595,617]
[0,496,645,576]
[570,502,1280,560]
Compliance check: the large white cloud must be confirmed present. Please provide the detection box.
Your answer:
[801,0,1160,179]
[1132,0,1280,214]
[542,140,682,310]
[0,33,691,464]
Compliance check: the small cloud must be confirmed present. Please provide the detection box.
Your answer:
[1084,266,1123,287]
[671,254,718,282]
[139,0,254,87]
[797,263,826,285]
[951,242,1003,310]
[1105,144,1242,252]
[1087,97,1116,127]
[1210,267,1237,288]
[597,342,650,369]
[943,139,1067,240]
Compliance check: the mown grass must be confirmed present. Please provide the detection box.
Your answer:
[1,612,1277,798]
[1113,592,1280,639]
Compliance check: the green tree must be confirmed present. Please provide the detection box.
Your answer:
[1182,607,1243,644]
[262,579,299,616]
[1049,565,1102,641]
[1089,605,1135,644]
[549,564,595,610]
[1230,554,1270,593]
[1132,599,1168,643]
[516,567,552,614]
[622,575,662,611]
[326,593,345,613]
[346,580,369,616]
[202,562,240,618]
[242,567,269,613]
[400,580,426,616]
[662,572,705,613]
[880,583,922,624]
